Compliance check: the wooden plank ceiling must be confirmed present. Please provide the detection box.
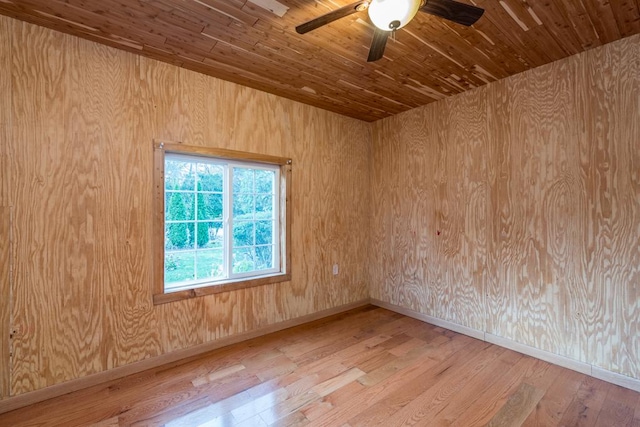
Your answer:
[1,0,639,121]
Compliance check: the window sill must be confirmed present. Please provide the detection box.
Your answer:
[152,273,291,305]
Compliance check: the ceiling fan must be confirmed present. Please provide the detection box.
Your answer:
[295,0,484,62]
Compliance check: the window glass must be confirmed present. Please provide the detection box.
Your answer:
[162,154,281,293]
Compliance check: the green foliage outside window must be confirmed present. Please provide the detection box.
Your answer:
[167,187,190,249]
[164,156,278,289]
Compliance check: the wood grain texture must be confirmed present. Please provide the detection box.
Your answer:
[3,307,634,426]
[2,10,638,405]
[0,15,10,400]
[577,35,640,380]
[521,368,585,425]
[1,16,370,397]
[486,382,545,426]
[158,140,292,165]
[0,299,369,414]
[370,86,488,332]
[0,0,639,121]
[0,13,9,206]
[0,208,11,400]
[558,376,612,426]
[487,55,588,362]
[370,34,640,381]
[10,18,77,392]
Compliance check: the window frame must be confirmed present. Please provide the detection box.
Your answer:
[152,140,292,305]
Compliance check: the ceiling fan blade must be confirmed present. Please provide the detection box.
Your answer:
[367,28,390,62]
[296,1,368,34]
[420,0,484,26]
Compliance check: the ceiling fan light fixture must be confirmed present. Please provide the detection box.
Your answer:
[368,0,422,31]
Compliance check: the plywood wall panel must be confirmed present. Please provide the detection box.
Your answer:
[486,58,590,363]
[2,16,371,397]
[371,34,640,380]
[370,89,488,331]
[0,17,10,399]
[0,16,10,207]
[433,90,488,331]
[146,62,209,355]
[10,20,77,393]
[0,208,11,399]
[614,37,640,379]
[577,36,640,378]
[402,106,439,315]
[285,107,371,314]
[149,64,208,147]
[370,106,434,309]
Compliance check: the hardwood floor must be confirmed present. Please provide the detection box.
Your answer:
[1,306,639,426]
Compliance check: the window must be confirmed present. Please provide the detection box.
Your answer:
[153,141,291,304]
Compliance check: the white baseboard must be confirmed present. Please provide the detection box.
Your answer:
[484,332,591,375]
[371,299,485,341]
[592,366,640,393]
[370,298,640,393]
[0,299,370,414]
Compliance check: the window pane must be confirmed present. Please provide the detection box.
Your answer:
[233,167,254,194]
[165,159,195,191]
[165,251,195,284]
[255,170,274,194]
[197,163,223,192]
[196,249,224,280]
[233,194,254,217]
[197,193,223,220]
[255,220,273,245]
[255,245,273,270]
[196,221,224,249]
[165,222,195,250]
[159,148,286,295]
[233,220,254,247]
[207,221,224,248]
[166,191,195,221]
[194,221,206,249]
[233,247,255,273]
[255,195,273,215]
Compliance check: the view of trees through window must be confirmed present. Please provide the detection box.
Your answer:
[164,154,278,290]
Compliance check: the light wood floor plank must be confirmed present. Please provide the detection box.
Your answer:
[487,382,546,426]
[557,376,612,427]
[522,368,586,425]
[355,343,507,427]
[448,356,545,426]
[0,306,638,426]
[408,348,524,426]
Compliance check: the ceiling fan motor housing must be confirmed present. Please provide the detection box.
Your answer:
[368,0,423,31]
[295,0,484,62]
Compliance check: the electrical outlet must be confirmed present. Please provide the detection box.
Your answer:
[332,264,339,275]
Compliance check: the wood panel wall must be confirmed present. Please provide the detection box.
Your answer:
[0,15,371,397]
[1,12,637,400]
[371,34,640,380]
[0,209,10,400]
[0,14,12,400]
[370,89,489,332]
